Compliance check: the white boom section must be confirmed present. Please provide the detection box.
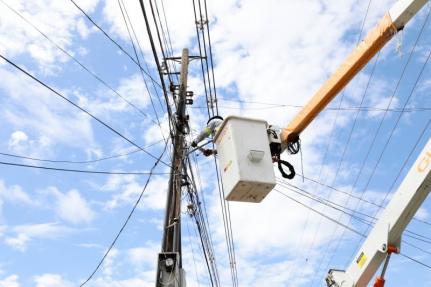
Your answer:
[326,137,431,287]
[389,0,429,29]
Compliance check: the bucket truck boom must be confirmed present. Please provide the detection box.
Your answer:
[326,137,431,287]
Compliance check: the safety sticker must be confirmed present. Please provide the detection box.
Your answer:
[356,252,367,268]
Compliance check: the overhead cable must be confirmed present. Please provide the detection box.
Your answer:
[192,0,211,118]
[68,0,162,88]
[116,0,170,151]
[0,160,170,176]
[138,0,174,123]
[275,188,431,272]
[0,138,165,164]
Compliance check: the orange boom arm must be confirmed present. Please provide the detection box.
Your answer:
[281,0,428,144]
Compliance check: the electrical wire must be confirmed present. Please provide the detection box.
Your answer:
[185,216,202,287]
[192,0,211,118]
[68,0,162,89]
[185,155,221,286]
[274,188,431,275]
[0,138,165,164]
[119,0,166,114]
[400,253,431,270]
[148,0,175,85]
[212,152,239,286]
[116,0,170,158]
[0,54,171,168]
[79,142,169,286]
[138,0,174,123]
[275,188,366,237]
[295,172,431,226]
[203,0,219,114]
[188,150,219,283]
[276,179,431,242]
[0,160,169,175]
[159,0,177,66]
[195,0,215,116]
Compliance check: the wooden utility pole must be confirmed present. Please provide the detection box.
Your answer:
[156,48,189,287]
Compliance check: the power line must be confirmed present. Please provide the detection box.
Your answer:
[274,188,431,274]
[399,253,431,270]
[0,138,165,164]
[117,0,174,163]
[79,142,169,286]
[185,217,202,287]
[294,173,431,226]
[138,0,174,125]
[0,160,170,176]
[192,0,211,118]
[195,0,215,116]
[68,0,162,89]
[212,153,239,286]
[184,146,221,286]
[148,0,174,84]
[274,188,366,237]
[116,0,170,154]
[0,54,171,168]
[276,180,431,242]
[202,0,219,114]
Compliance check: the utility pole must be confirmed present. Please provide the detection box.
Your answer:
[156,48,189,287]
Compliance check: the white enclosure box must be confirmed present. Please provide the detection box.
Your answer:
[214,116,276,203]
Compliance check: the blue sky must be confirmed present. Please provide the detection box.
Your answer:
[0,0,430,286]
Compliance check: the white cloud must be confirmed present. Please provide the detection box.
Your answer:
[4,222,74,252]
[117,73,151,109]
[142,114,171,145]
[102,248,119,278]
[128,242,159,270]
[0,180,34,207]
[0,68,95,151]
[0,275,20,287]
[7,131,28,150]
[0,0,100,73]
[75,73,155,119]
[33,274,73,287]
[4,234,30,252]
[46,187,95,225]
[103,174,168,211]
